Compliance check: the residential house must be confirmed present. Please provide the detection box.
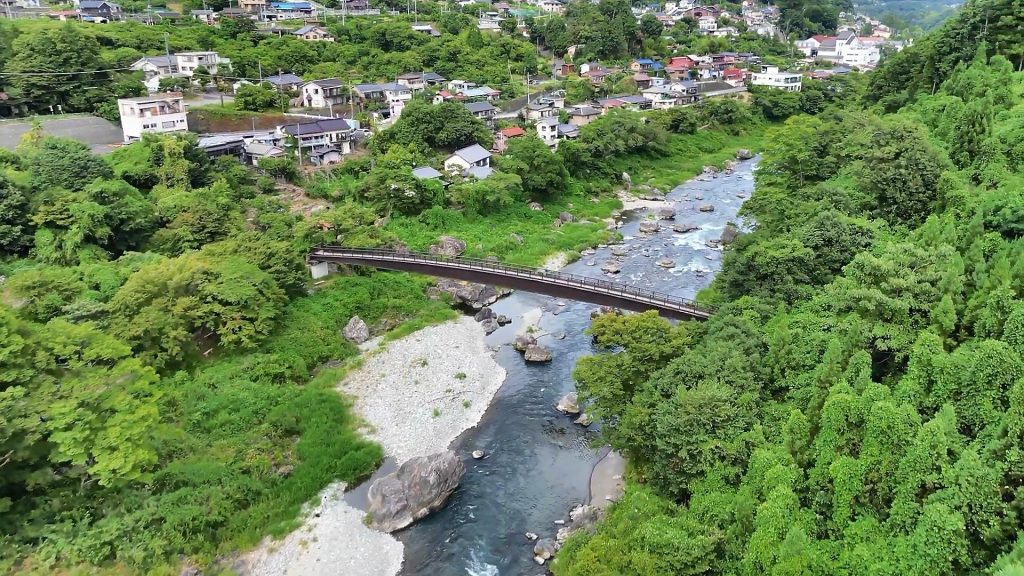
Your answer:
[190,9,215,22]
[535,117,559,147]
[640,86,682,109]
[524,101,557,121]
[301,78,347,109]
[598,95,652,111]
[262,73,305,92]
[698,15,717,32]
[665,55,696,80]
[630,58,664,73]
[680,5,719,19]
[464,101,497,127]
[444,144,493,179]
[277,118,353,155]
[307,147,344,166]
[494,1,510,15]
[712,26,738,37]
[582,65,614,86]
[493,125,525,153]
[568,105,601,126]
[795,30,880,66]
[750,65,801,91]
[219,7,249,17]
[557,123,579,141]
[412,23,442,36]
[78,0,122,20]
[412,166,444,180]
[293,24,335,41]
[176,51,227,75]
[353,83,413,114]
[117,92,187,142]
[633,72,653,90]
[244,142,285,166]
[435,82,501,103]
[239,0,266,13]
[559,62,576,77]
[396,71,446,91]
[477,12,503,31]
[721,67,746,86]
[538,0,564,13]
[269,1,313,17]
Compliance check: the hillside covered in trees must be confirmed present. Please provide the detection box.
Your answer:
[553,0,1024,574]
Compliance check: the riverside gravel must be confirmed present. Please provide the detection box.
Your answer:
[238,316,506,576]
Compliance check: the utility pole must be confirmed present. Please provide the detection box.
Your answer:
[164,32,173,74]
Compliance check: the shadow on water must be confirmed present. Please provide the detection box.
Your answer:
[367,158,759,576]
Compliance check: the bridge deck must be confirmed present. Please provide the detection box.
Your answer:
[308,247,712,321]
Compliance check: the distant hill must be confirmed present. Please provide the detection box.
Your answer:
[855,0,961,29]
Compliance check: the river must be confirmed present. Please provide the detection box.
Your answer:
[391,158,756,575]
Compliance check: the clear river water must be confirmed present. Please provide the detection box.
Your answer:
[377,158,756,576]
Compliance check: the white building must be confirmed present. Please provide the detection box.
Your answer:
[116,92,188,142]
[750,66,801,92]
[795,31,881,66]
[130,51,230,92]
[698,15,717,32]
[444,143,492,177]
[301,78,346,109]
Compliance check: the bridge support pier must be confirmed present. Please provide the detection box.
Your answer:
[309,261,330,279]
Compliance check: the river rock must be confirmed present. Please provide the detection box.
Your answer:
[429,235,467,257]
[621,172,631,187]
[534,538,557,563]
[513,333,537,352]
[720,223,740,245]
[736,148,754,160]
[656,257,675,269]
[552,218,562,228]
[528,201,543,211]
[702,165,719,174]
[582,248,596,256]
[472,450,485,459]
[706,239,721,248]
[698,203,715,212]
[590,306,621,319]
[435,279,511,309]
[474,307,496,322]
[367,450,465,532]
[525,532,539,541]
[673,223,699,233]
[496,315,511,326]
[510,232,524,244]
[639,190,665,201]
[481,319,500,334]
[556,392,580,414]
[524,345,553,363]
[558,211,575,223]
[574,413,592,426]
[601,261,622,274]
[586,259,596,266]
[657,207,676,220]
[343,315,370,344]
[638,221,659,234]
[611,245,628,257]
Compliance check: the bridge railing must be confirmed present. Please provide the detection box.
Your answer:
[310,246,712,316]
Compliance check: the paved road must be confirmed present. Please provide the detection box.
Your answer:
[0,115,124,154]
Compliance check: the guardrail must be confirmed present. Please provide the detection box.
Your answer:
[309,246,712,319]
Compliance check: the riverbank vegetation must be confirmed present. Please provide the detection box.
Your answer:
[554,1,1024,573]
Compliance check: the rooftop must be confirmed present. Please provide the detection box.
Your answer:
[499,126,526,137]
[450,143,492,164]
[281,118,352,136]
[117,92,183,103]
[412,166,443,179]
[464,101,496,113]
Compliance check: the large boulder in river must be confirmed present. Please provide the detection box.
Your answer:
[343,316,370,344]
[657,207,676,220]
[524,345,553,363]
[673,223,699,233]
[367,450,465,532]
[638,221,659,234]
[601,261,622,274]
[720,223,740,245]
[435,279,510,310]
[736,148,754,160]
[474,307,496,322]
[513,333,537,352]
[428,236,467,257]
[698,203,715,212]
[534,538,557,564]
[556,392,580,414]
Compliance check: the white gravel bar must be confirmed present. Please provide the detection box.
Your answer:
[238,316,506,576]
[340,315,507,463]
[237,482,403,576]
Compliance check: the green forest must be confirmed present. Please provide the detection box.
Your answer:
[553,0,1024,574]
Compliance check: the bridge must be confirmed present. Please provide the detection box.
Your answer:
[307,246,713,321]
